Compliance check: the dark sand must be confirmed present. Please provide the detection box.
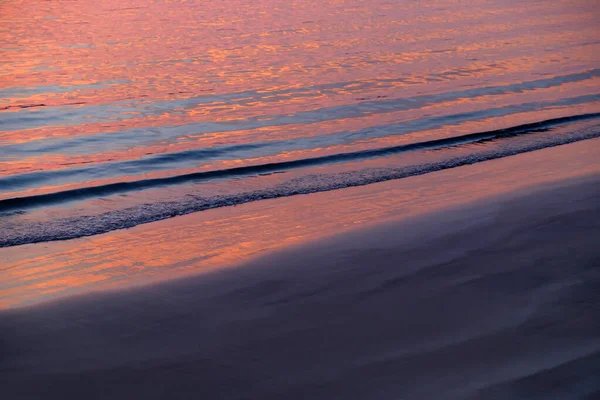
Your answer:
[1,175,599,400]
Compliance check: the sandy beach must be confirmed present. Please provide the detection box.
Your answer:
[1,141,599,399]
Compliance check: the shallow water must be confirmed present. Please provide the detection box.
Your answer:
[1,0,599,246]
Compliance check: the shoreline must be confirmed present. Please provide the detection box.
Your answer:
[2,115,600,249]
[1,138,599,309]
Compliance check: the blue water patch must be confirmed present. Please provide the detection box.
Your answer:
[0,69,598,133]
[0,80,129,99]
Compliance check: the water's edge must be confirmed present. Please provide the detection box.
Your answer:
[2,115,598,248]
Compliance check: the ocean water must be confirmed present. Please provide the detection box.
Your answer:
[1,0,599,247]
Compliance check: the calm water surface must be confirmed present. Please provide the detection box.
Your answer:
[1,0,599,247]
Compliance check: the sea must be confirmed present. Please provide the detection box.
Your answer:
[1,0,599,247]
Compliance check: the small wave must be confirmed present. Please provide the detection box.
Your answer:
[1,116,599,247]
[1,112,598,214]
[1,69,598,133]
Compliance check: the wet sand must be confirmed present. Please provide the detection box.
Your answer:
[1,168,599,399]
